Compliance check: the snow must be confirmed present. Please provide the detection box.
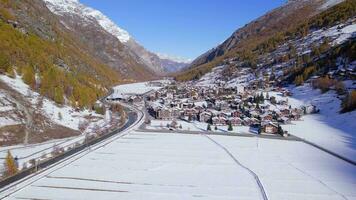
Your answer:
[147,119,251,134]
[341,24,356,34]
[306,21,356,46]
[110,81,164,98]
[210,135,356,200]
[85,8,131,43]
[3,132,356,200]
[0,118,19,127]
[333,24,356,45]
[319,0,344,10]
[0,74,103,131]
[43,0,131,43]
[195,66,225,87]
[270,84,356,163]
[0,92,21,127]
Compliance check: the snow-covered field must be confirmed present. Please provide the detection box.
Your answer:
[268,84,356,163]
[147,119,251,134]
[210,135,356,200]
[3,131,355,200]
[110,81,166,99]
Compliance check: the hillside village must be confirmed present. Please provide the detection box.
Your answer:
[141,79,320,136]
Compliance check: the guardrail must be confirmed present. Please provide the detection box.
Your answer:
[0,111,137,189]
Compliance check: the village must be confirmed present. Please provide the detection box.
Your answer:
[112,79,319,137]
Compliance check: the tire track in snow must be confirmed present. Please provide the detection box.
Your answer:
[203,134,268,200]
[276,155,348,200]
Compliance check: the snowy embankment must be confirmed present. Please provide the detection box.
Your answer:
[0,74,106,131]
[270,84,356,163]
[3,132,355,200]
[0,74,116,168]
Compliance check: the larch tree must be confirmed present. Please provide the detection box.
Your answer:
[3,150,18,177]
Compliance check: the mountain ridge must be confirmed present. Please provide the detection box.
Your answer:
[43,0,188,74]
[178,0,347,81]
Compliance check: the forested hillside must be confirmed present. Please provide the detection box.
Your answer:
[176,0,355,82]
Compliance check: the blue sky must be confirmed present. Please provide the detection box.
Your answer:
[80,0,286,60]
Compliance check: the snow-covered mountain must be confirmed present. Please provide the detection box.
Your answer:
[43,0,185,74]
[156,53,191,73]
[156,53,192,64]
[43,0,130,42]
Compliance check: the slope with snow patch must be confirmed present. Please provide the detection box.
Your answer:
[0,74,103,131]
[267,83,356,163]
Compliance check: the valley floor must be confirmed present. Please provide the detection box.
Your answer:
[2,131,355,200]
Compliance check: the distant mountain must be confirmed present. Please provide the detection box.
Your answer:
[177,0,347,81]
[156,53,191,73]
[43,0,186,74]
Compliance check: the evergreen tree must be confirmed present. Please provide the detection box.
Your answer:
[207,124,211,131]
[54,87,64,104]
[22,66,35,88]
[277,125,284,136]
[341,90,356,113]
[228,123,233,131]
[335,81,345,95]
[294,75,304,86]
[4,65,14,78]
[260,93,265,103]
[0,54,9,73]
[3,151,18,177]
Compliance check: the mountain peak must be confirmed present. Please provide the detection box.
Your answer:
[43,0,131,43]
[156,53,192,64]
